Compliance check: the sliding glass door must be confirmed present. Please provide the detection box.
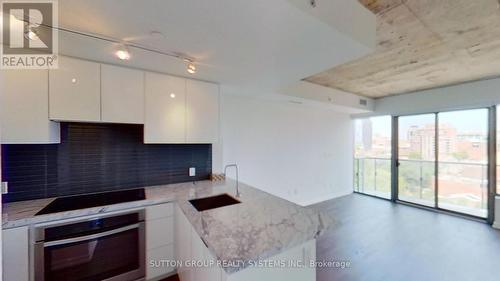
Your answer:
[398,114,436,207]
[437,109,488,217]
[396,109,489,218]
[353,107,493,220]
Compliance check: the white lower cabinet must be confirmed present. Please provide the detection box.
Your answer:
[204,245,223,281]
[2,226,29,281]
[147,216,174,248]
[175,204,193,281]
[2,203,314,281]
[146,203,175,280]
[224,239,316,281]
[193,230,222,281]
[147,244,175,280]
[174,204,316,281]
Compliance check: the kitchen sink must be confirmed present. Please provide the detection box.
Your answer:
[189,193,241,212]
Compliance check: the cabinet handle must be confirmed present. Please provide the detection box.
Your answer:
[43,223,141,247]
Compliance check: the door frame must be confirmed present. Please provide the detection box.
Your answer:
[487,106,496,225]
[392,108,493,222]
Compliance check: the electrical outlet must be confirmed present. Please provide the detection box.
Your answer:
[189,167,196,177]
[1,182,8,194]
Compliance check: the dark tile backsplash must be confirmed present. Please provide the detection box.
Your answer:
[1,123,212,202]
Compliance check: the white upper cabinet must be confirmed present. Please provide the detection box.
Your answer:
[186,80,219,143]
[144,72,186,143]
[0,70,60,144]
[49,56,101,122]
[145,73,220,144]
[101,64,144,124]
[0,55,218,144]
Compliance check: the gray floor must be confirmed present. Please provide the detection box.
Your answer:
[313,194,500,281]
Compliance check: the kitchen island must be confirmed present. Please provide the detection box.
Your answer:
[3,180,333,281]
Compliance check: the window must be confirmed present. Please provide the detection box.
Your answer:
[398,114,436,207]
[355,108,492,219]
[396,110,488,218]
[354,116,392,199]
[437,109,488,218]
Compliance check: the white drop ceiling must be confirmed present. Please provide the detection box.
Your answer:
[51,0,375,92]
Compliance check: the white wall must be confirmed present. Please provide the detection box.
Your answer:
[356,77,500,118]
[221,93,354,206]
[279,81,374,114]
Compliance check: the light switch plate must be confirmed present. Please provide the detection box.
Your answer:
[189,167,196,177]
[1,182,8,194]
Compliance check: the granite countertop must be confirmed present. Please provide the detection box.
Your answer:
[2,180,334,274]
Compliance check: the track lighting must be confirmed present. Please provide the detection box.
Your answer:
[187,61,196,74]
[115,45,131,60]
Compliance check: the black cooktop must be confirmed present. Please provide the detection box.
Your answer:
[35,188,146,216]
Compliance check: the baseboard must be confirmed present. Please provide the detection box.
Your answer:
[300,190,353,206]
[493,222,500,230]
[148,270,177,281]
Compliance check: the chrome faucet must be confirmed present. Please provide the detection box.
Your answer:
[224,164,240,197]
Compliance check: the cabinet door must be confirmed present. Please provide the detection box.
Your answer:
[186,80,219,143]
[176,206,193,281]
[203,243,222,281]
[0,70,60,143]
[2,227,29,281]
[146,217,174,250]
[191,228,205,281]
[101,64,144,124]
[226,239,316,281]
[49,56,101,122]
[144,72,186,143]
[146,244,175,280]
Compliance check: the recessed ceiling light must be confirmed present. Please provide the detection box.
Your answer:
[187,62,196,74]
[170,93,176,98]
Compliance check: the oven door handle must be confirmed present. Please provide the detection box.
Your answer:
[43,223,141,247]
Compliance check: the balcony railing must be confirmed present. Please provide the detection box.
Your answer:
[354,157,488,217]
[354,157,391,199]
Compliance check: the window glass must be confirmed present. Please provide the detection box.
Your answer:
[354,116,392,199]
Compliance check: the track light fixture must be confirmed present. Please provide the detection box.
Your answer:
[187,63,196,74]
[13,18,199,73]
[185,59,197,74]
[115,45,131,60]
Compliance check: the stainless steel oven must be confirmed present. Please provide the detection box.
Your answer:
[32,210,145,281]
